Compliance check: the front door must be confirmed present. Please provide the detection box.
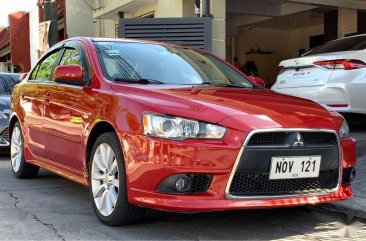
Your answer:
[43,42,90,171]
[22,49,62,159]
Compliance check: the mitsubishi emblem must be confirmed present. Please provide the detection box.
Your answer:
[292,133,305,147]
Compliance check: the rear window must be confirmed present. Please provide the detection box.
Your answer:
[0,73,20,94]
[304,35,366,56]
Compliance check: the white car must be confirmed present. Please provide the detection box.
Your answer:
[272,34,366,115]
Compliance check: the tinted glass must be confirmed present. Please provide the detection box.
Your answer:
[35,51,60,81]
[0,74,20,94]
[60,48,82,66]
[30,64,40,80]
[94,42,254,88]
[304,35,366,56]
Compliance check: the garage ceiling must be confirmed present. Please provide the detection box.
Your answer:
[247,8,334,30]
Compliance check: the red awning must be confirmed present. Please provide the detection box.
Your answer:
[0,28,10,51]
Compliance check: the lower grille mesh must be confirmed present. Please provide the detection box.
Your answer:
[229,170,338,196]
[190,174,212,193]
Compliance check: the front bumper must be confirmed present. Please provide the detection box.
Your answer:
[120,129,357,212]
[129,184,352,212]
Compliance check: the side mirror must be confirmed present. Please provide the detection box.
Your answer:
[249,76,266,88]
[53,65,84,85]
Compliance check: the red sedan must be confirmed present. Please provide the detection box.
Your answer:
[10,37,357,226]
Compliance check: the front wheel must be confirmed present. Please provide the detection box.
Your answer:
[89,132,145,226]
[11,122,39,178]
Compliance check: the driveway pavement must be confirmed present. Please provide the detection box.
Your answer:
[0,159,365,240]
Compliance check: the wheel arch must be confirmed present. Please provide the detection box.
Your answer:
[86,120,118,167]
[9,114,20,141]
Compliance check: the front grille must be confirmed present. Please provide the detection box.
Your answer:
[229,130,340,197]
[0,127,9,142]
[248,131,337,146]
[249,132,286,144]
[229,170,338,196]
[302,132,337,145]
[189,174,212,193]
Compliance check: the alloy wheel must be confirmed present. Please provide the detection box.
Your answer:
[11,126,22,173]
[91,143,119,217]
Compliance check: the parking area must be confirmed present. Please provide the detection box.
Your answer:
[0,117,365,240]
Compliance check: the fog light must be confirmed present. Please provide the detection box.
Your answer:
[175,177,191,192]
[156,174,212,194]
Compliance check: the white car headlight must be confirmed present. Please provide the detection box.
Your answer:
[143,113,226,140]
[339,120,350,138]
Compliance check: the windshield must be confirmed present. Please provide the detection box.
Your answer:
[94,41,254,88]
[0,73,20,94]
[304,35,366,56]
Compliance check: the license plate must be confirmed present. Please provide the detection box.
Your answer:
[288,69,312,79]
[269,156,321,180]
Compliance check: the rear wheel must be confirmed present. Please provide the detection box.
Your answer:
[89,132,145,226]
[11,122,39,178]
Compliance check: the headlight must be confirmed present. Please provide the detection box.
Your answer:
[143,113,226,140]
[0,111,7,119]
[339,120,350,138]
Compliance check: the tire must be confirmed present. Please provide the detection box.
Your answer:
[11,122,39,179]
[89,132,145,226]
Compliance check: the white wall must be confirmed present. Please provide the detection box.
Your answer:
[29,7,39,67]
[66,0,94,38]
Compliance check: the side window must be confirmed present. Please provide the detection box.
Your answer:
[60,48,82,66]
[30,64,40,80]
[34,51,60,82]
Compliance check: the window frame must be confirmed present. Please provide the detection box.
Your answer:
[56,41,91,86]
[28,46,64,83]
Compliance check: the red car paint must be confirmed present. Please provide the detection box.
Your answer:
[10,37,357,212]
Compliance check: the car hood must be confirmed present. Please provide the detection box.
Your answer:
[112,84,341,132]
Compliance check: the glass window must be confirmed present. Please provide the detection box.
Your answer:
[60,48,82,66]
[304,35,366,56]
[35,51,60,81]
[94,42,254,88]
[30,64,40,80]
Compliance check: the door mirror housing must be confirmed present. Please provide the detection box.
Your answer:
[249,76,266,88]
[53,65,85,86]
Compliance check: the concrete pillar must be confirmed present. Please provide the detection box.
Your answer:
[210,0,225,58]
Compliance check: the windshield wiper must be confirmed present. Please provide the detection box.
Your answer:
[114,78,165,84]
[199,82,249,88]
